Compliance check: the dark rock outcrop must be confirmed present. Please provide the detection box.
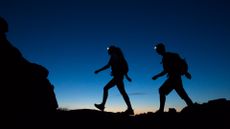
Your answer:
[54,98,229,129]
[0,17,58,117]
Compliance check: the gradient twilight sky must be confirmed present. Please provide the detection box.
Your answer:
[1,0,230,114]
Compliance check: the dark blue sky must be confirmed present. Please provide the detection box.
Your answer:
[1,0,230,114]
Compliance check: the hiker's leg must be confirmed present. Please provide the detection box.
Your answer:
[177,88,193,106]
[175,78,193,106]
[159,88,166,112]
[101,78,116,106]
[116,77,133,110]
[158,78,173,112]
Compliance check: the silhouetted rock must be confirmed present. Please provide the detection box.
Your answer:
[18,98,222,129]
[0,17,58,120]
[3,94,229,129]
[53,98,229,129]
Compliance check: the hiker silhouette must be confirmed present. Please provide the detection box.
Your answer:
[94,45,134,115]
[152,43,193,113]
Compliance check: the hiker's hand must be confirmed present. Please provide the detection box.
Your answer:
[126,76,132,82]
[94,70,100,74]
[125,74,132,82]
[152,75,158,80]
[185,72,192,79]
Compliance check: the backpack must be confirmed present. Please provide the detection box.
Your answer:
[121,59,129,74]
[179,58,188,75]
[165,52,189,75]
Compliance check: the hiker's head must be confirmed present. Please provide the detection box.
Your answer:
[107,45,117,55]
[107,45,125,60]
[0,17,9,33]
[154,43,166,55]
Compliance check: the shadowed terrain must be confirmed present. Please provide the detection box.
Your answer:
[3,98,229,129]
[56,98,230,129]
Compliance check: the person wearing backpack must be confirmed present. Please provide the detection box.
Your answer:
[94,45,134,115]
[152,43,193,113]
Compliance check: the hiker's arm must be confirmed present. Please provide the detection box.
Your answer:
[152,70,167,80]
[185,72,192,79]
[94,64,110,74]
[125,74,132,82]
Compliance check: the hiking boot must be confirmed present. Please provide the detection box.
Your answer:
[155,109,163,115]
[124,108,134,115]
[94,103,105,111]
